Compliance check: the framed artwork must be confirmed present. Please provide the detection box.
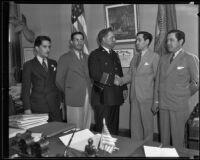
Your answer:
[115,48,135,67]
[23,47,35,63]
[105,4,139,43]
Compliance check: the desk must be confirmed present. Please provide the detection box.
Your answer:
[9,123,199,157]
[47,132,199,157]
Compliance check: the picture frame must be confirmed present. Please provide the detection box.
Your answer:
[105,4,139,43]
[23,47,35,63]
[115,48,135,68]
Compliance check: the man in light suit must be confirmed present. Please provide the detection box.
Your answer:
[22,35,62,122]
[56,32,92,129]
[152,29,199,148]
[115,31,160,140]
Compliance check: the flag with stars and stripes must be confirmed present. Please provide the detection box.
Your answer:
[71,4,89,54]
[98,118,118,154]
[154,4,177,55]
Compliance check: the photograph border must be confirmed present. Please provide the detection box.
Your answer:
[105,4,139,43]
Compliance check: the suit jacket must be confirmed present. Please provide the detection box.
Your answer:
[122,49,160,103]
[154,49,199,111]
[22,57,61,113]
[88,46,127,106]
[56,50,91,107]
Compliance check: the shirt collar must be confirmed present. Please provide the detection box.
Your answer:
[73,49,83,59]
[102,46,110,54]
[173,48,183,58]
[37,55,47,65]
[141,48,148,57]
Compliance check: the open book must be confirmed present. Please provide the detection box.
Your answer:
[59,129,101,152]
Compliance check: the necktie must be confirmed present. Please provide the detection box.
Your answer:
[136,53,141,68]
[170,53,175,63]
[79,52,83,61]
[42,58,48,72]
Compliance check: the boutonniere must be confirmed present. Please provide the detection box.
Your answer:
[51,64,56,71]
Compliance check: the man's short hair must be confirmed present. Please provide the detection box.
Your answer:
[34,36,51,47]
[167,29,185,45]
[137,31,153,46]
[71,32,84,41]
[97,27,113,44]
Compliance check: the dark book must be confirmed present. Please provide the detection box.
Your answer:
[29,122,76,138]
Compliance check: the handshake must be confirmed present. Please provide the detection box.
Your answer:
[114,75,123,86]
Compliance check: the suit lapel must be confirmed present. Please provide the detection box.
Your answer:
[33,57,48,78]
[70,51,86,77]
[137,50,151,71]
[46,58,53,77]
[166,50,185,76]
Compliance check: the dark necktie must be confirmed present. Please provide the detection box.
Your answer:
[136,53,141,68]
[170,53,175,63]
[42,58,48,72]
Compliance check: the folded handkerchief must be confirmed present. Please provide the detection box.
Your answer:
[177,66,184,70]
[144,62,149,66]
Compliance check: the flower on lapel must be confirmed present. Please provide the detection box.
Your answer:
[51,64,56,71]
[144,62,149,66]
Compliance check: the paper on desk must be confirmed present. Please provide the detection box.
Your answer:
[9,128,26,138]
[59,129,101,152]
[144,145,179,157]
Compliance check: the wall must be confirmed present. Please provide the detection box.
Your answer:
[20,4,199,131]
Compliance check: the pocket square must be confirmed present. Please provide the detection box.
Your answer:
[177,66,184,70]
[144,62,149,66]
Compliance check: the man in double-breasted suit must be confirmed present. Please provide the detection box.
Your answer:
[115,31,160,140]
[56,32,92,129]
[152,29,199,148]
[88,28,128,135]
[22,35,62,122]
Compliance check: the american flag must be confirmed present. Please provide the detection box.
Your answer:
[154,4,177,55]
[71,4,89,54]
[98,118,118,153]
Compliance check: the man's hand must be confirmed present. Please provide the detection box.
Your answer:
[24,109,32,114]
[151,102,159,115]
[123,90,128,100]
[114,75,122,86]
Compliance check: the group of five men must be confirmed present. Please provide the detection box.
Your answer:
[22,28,199,149]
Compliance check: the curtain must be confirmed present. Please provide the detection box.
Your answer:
[9,1,22,85]
[154,4,177,55]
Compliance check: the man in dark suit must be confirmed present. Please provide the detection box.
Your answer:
[22,35,62,122]
[88,28,128,135]
[56,32,92,129]
[152,29,199,148]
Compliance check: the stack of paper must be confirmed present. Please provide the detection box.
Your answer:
[144,145,179,157]
[9,114,48,130]
[9,128,26,138]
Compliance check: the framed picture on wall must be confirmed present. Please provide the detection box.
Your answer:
[23,47,35,63]
[115,48,135,67]
[105,4,139,43]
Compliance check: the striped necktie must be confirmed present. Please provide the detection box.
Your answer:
[136,53,141,68]
[42,58,48,72]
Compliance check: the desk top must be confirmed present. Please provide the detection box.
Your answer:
[47,131,199,157]
[9,122,199,157]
